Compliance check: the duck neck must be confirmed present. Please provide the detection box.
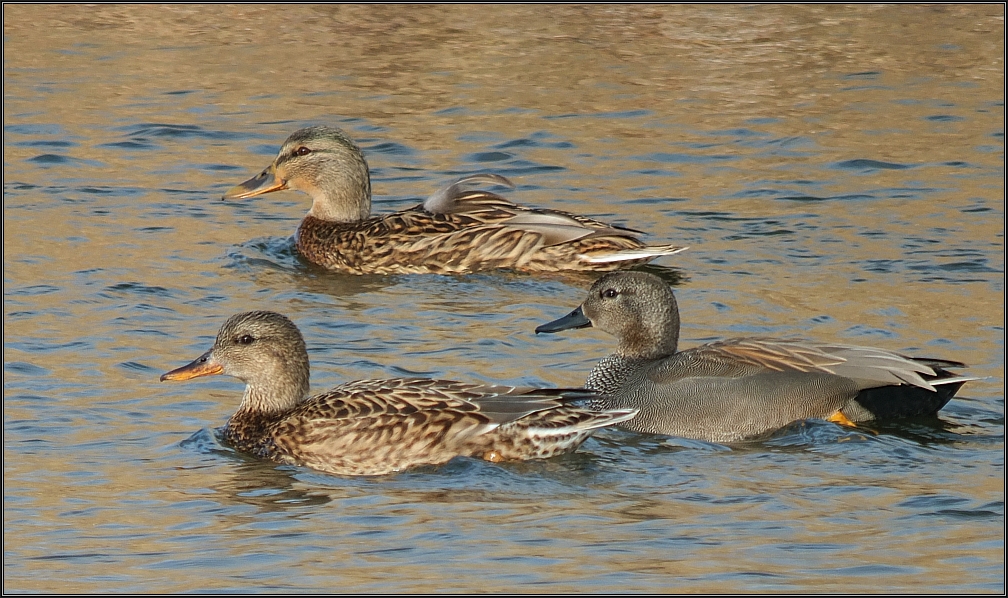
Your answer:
[305,157,372,223]
[617,322,679,361]
[232,364,311,422]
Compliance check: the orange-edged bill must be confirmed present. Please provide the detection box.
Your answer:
[222,164,287,200]
[160,350,224,381]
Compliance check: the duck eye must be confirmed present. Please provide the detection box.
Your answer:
[602,288,619,299]
[237,334,255,345]
[294,146,312,157]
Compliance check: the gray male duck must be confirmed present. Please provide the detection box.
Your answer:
[536,271,975,442]
[223,126,686,275]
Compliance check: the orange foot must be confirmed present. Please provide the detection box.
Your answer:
[827,410,857,428]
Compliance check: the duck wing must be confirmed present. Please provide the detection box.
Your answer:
[614,338,971,440]
[670,338,941,391]
[268,378,633,475]
[423,174,637,244]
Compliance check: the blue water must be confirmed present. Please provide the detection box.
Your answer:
[3,4,1003,593]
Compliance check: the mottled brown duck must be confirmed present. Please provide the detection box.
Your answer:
[535,271,975,442]
[161,311,636,476]
[223,126,687,275]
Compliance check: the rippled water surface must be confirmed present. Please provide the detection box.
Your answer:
[4,5,1004,593]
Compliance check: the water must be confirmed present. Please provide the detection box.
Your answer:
[3,4,1004,592]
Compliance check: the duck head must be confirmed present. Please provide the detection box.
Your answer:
[223,126,372,223]
[536,271,681,360]
[161,311,311,416]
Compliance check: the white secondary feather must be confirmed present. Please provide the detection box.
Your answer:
[580,246,689,263]
[524,408,638,436]
[931,375,982,386]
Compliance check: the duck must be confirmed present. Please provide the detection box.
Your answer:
[222,126,687,275]
[160,310,636,476]
[534,271,975,442]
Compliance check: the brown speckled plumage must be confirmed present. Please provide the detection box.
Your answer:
[223,126,686,275]
[536,271,975,442]
[161,311,635,476]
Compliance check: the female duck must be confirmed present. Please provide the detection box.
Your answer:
[161,311,635,476]
[535,271,974,442]
[223,126,686,275]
